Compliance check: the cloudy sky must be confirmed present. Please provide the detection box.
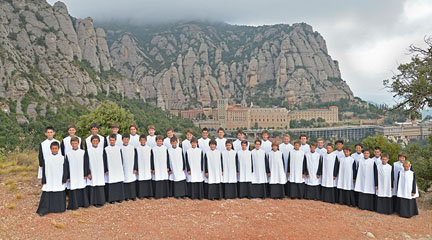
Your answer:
[47,0,432,106]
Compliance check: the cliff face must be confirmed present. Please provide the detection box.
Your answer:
[103,21,354,110]
[0,0,354,123]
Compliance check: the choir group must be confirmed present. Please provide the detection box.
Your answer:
[36,123,419,218]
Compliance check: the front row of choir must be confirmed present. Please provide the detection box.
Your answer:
[36,133,419,218]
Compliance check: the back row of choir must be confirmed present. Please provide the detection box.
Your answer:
[36,124,419,218]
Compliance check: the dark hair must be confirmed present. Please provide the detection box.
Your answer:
[217,127,225,133]
[67,124,76,130]
[293,140,301,145]
[90,135,100,142]
[122,133,130,139]
[354,143,363,148]
[363,148,371,154]
[335,140,344,145]
[45,126,54,132]
[109,134,117,140]
[156,135,164,141]
[343,146,351,151]
[90,123,100,129]
[299,134,307,139]
[70,136,79,143]
[202,128,209,132]
[166,127,174,133]
[50,141,60,148]
[254,139,262,144]
[139,134,147,140]
[209,139,217,146]
[170,136,178,143]
[129,124,138,130]
[237,129,245,135]
[398,152,407,159]
[374,147,382,151]
[261,130,269,135]
[310,142,317,147]
[225,140,233,146]
[381,153,389,159]
[326,143,334,148]
[186,129,194,134]
[111,122,120,129]
[241,140,248,146]
[190,138,198,144]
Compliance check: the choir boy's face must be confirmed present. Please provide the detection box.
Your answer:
[226,143,232,150]
[210,143,216,150]
[355,146,362,154]
[91,138,99,147]
[167,130,174,138]
[310,145,316,153]
[300,136,307,145]
[262,133,269,140]
[403,163,410,171]
[374,149,381,157]
[326,146,333,153]
[130,127,137,135]
[123,138,130,146]
[50,145,59,155]
[363,151,370,159]
[140,138,146,146]
[71,141,79,150]
[336,143,343,151]
[283,136,290,144]
[272,145,278,151]
[186,132,193,140]
[317,140,324,148]
[202,131,209,139]
[171,141,177,148]
[191,142,197,148]
[398,156,406,163]
[109,137,116,146]
[294,143,300,150]
[148,129,155,136]
[381,157,389,165]
[241,143,247,150]
[90,127,99,135]
[254,142,261,150]
[112,127,119,134]
[45,129,55,139]
[217,130,224,139]
[237,133,244,140]
[68,127,76,137]
[343,149,351,157]
[156,139,163,146]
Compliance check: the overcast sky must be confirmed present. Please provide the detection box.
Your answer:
[47,0,432,106]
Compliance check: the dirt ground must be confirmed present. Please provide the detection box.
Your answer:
[0,173,431,240]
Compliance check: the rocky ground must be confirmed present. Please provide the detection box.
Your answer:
[0,156,431,240]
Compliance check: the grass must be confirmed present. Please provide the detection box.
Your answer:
[16,194,23,199]
[4,179,14,185]
[72,211,80,217]
[51,220,64,229]
[7,203,15,209]
[8,184,17,191]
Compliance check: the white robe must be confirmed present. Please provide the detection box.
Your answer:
[168,147,186,182]
[216,137,227,152]
[198,137,211,153]
[372,156,381,166]
[392,161,405,196]
[186,147,203,182]
[62,136,82,155]
[136,144,152,181]
[181,139,192,158]
[104,145,124,184]
[146,135,156,148]
[316,147,327,156]
[268,150,286,184]
[305,151,321,186]
[335,150,345,162]
[300,143,310,154]
[163,137,179,149]
[237,150,253,182]
[351,152,364,168]
[38,138,62,179]
[288,149,306,183]
[105,133,122,147]
[279,143,293,176]
[204,150,222,184]
[86,146,105,187]
[121,144,137,183]
[85,134,105,150]
[397,170,419,199]
[261,140,272,155]
[354,158,375,194]
[233,139,249,152]
[42,153,65,192]
[336,156,355,190]
[221,150,237,183]
[321,152,338,188]
[129,134,140,148]
[65,149,87,190]
[375,163,393,197]
[151,145,169,181]
[251,149,267,184]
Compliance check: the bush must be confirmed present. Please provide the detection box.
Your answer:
[404,140,432,191]
[361,135,402,164]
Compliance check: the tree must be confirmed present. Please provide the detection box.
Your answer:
[384,36,432,119]
[361,135,401,164]
[76,102,136,138]
[404,140,432,191]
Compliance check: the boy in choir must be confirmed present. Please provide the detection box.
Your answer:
[251,139,268,199]
[316,138,327,155]
[182,129,194,157]
[85,123,105,150]
[334,140,345,160]
[287,140,308,199]
[260,130,272,155]
[198,128,211,154]
[336,146,357,207]
[393,152,408,212]
[372,147,382,165]
[215,128,227,152]
[146,125,157,148]
[61,124,82,155]
[204,139,223,200]
[168,137,187,198]
[129,124,140,148]
[121,133,138,201]
[233,129,249,151]
[352,143,364,169]
[85,135,106,207]
[237,140,253,198]
[396,161,419,218]
[299,134,310,153]
[163,127,178,149]
[151,135,170,198]
[374,153,394,215]
[185,138,204,199]
[267,142,286,199]
[106,123,122,146]
[279,134,293,195]
[136,134,153,199]
[36,142,67,216]
[64,137,89,210]
[305,142,322,200]
[353,148,376,211]
[104,134,125,203]
[38,126,62,179]
[221,140,238,199]
[317,143,339,203]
